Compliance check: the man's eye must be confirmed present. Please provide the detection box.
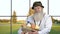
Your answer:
[38,8,39,9]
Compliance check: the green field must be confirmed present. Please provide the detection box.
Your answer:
[0,23,60,34]
[50,24,60,34]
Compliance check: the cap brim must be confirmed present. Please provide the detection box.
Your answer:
[32,6,44,9]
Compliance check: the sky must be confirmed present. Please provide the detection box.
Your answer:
[0,0,11,16]
[12,0,29,16]
[0,0,60,20]
[49,0,60,16]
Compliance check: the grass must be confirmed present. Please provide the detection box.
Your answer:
[50,24,60,34]
[12,24,21,34]
[0,23,60,34]
[0,23,10,34]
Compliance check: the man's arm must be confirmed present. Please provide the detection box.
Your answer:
[38,16,52,34]
[18,27,28,34]
[18,27,23,34]
[18,16,33,34]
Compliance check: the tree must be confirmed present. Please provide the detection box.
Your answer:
[27,8,34,17]
[12,10,17,23]
[51,16,55,23]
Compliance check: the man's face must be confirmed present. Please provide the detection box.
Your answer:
[34,6,43,13]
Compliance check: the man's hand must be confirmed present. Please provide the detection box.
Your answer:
[28,30,38,34]
[21,31,27,34]
[28,31,33,34]
[21,32,25,34]
[32,31,38,34]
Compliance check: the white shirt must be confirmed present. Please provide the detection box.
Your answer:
[18,14,52,34]
[35,21,41,26]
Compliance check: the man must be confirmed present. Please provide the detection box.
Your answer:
[18,1,52,34]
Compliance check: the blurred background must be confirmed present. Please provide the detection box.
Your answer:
[0,0,60,34]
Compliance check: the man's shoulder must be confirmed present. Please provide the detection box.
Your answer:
[44,14,52,21]
[44,14,50,18]
[27,15,33,18]
[44,13,49,17]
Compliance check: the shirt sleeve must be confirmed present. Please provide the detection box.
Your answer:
[26,16,34,24]
[18,16,34,34]
[38,16,52,34]
[18,27,22,34]
[18,16,33,34]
